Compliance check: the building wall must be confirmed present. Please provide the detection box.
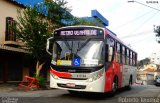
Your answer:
[0,1,29,83]
[0,1,52,83]
[0,0,21,42]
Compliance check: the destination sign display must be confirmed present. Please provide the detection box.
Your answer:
[60,30,97,36]
[54,27,104,39]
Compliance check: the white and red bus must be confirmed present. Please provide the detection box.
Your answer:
[46,26,137,94]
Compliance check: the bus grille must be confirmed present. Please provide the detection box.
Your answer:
[59,77,87,80]
[57,83,86,89]
[54,68,91,73]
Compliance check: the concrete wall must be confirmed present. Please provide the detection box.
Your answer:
[0,0,21,42]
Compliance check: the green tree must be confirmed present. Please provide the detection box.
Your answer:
[137,58,150,69]
[73,17,104,27]
[45,0,74,28]
[154,25,160,43]
[12,0,73,77]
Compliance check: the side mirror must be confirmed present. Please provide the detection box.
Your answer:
[46,37,54,55]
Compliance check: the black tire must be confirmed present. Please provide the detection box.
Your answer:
[110,77,118,96]
[126,76,132,90]
[68,90,79,95]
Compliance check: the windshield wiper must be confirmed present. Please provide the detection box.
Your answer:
[76,39,91,54]
[64,40,72,51]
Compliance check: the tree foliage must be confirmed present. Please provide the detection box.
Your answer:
[45,0,74,28]
[137,58,150,69]
[12,0,74,77]
[72,17,104,27]
[14,5,51,61]
[154,25,160,43]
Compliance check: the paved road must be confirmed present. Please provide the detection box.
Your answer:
[0,85,160,103]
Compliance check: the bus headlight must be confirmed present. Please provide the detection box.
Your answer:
[88,78,94,82]
[87,72,103,82]
[51,73,59,80]
[53,75,59,79]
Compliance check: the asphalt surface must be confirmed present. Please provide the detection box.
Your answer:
[0,84,160,103]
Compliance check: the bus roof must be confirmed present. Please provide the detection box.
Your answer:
[54,25,105,31]
[105,28,137,54]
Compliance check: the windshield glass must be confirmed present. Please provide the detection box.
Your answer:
[51,39,104,67]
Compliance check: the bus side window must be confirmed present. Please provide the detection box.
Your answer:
[122,46,125,64]
[135,53,137,66]
[120,44,123,64]
[132,53,137,66]
[116,42,121,63]
[105,44,113,62]
[106,37,115,62]
[125,48,129,65]
[130,51,132,66]
[108,46,113,62]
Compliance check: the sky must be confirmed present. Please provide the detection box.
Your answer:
[66,0,160,60]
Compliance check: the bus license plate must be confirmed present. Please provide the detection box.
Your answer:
[66,83,75,87]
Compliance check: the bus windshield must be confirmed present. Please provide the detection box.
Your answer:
[51,39,104,67]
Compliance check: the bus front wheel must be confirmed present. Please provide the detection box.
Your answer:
[110,77,118,96]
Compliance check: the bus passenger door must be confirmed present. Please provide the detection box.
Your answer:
[104,44,114,92]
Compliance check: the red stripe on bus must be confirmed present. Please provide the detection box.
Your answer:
[50,68,72,78]
[104,68,113,92]
[104,63,123,92]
